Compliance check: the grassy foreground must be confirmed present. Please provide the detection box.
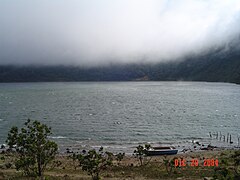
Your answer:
[0,149,239,180]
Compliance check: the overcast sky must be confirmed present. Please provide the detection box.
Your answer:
[0,0,240,66]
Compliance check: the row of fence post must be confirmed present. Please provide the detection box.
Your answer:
[209,131,240,147]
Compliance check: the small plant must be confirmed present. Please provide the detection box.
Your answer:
[213,151,238,180]
[133,144,151,166]
[115,152,125,165]
[213,167,233,180]
[5,162,12,169]
[232,150,240,178]
[49,160,62,170]
[76,147,113,180]
[6,119,58,178]
[68,153,81,170]
[163,156,178,175]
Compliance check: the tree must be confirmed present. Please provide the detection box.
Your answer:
[73,147,113,180]
[6,119,58,178]
[133,144,151,166]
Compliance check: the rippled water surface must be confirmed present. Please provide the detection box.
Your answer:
[0,82,239,152]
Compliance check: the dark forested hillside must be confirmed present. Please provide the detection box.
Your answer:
[0,46,240,84]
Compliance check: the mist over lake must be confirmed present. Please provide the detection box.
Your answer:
[0,82,239,153]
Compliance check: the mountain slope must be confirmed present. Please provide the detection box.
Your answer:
[0,45,239,84]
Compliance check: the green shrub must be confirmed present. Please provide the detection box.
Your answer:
[115,152,125,165]
[6,119,58,178]
[73,147,113,180]
[133,144,151,166]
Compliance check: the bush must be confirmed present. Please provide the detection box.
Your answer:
[72,147,113,180]
[133,144,151,166]
[213,150,240,180]
[163,156,178,175]
[232,150,240,178]
[68,153,81,170]
[6,119,58,178]
[115,152,125,165]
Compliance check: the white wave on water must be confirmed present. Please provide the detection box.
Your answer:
[49,136,67,139]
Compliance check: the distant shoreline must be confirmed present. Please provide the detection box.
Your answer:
[0,80,239,85]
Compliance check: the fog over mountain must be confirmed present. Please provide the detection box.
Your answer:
[0,0,240,66]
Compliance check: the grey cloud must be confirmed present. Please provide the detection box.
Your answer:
[0,0,240,66]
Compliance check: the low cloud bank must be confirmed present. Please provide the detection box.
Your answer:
[0,0,240,66]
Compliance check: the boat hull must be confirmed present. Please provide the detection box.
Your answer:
[146,149,178,156]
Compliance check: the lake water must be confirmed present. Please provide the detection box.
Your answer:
[0,82,239,153]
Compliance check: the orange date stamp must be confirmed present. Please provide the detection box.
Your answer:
[174,159,219,167]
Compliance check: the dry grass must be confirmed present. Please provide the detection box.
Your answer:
[0,149,238,180]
